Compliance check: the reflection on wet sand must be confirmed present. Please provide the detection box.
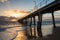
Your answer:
[13,26,52,40]
[14,31,27,40]
[0,21,60,40]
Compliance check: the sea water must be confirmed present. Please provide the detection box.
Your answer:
[0,21,60,40]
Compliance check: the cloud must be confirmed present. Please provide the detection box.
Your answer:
[3,9,30,18]
[0,0,8,3]
[19,10,30,14]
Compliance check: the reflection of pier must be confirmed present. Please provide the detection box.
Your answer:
[18,0,60,40]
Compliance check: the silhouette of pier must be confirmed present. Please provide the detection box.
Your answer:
[18,0,60,40]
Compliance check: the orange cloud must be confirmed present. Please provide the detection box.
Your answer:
[3,9,30,18]
[19,10,30,14]
[13,10,19,13]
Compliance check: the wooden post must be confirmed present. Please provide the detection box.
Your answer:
[24,19,27,26]
[37,13,43,37]
[23,20,25,26]
[30,17,32,36]
[25,19,28,36]
[33,16,36,37]
[51,12,56,28]
[25,19,28,27]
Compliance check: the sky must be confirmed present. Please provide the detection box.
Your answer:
[0,0,34,10]
[0,0,60,18]
[0,0,35,12]
[0,0,35,17]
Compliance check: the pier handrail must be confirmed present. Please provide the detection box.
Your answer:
[33,0,54,11]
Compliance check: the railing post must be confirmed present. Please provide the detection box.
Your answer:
[37,13,43,38]
[51,12,56,28]
[33,16,36,37]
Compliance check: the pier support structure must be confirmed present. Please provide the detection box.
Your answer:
[29,17,32,36]
[51,12,56,28]
[37,13,43,37]
[33,16,36,37]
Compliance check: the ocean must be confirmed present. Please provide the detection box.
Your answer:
[0,21,60,40]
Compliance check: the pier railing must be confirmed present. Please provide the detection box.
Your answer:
[31,0,55,12]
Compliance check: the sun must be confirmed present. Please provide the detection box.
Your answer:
[12,14,20,17]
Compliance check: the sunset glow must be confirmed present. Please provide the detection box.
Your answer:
[4,10,30,18]
[12,14,19,17]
